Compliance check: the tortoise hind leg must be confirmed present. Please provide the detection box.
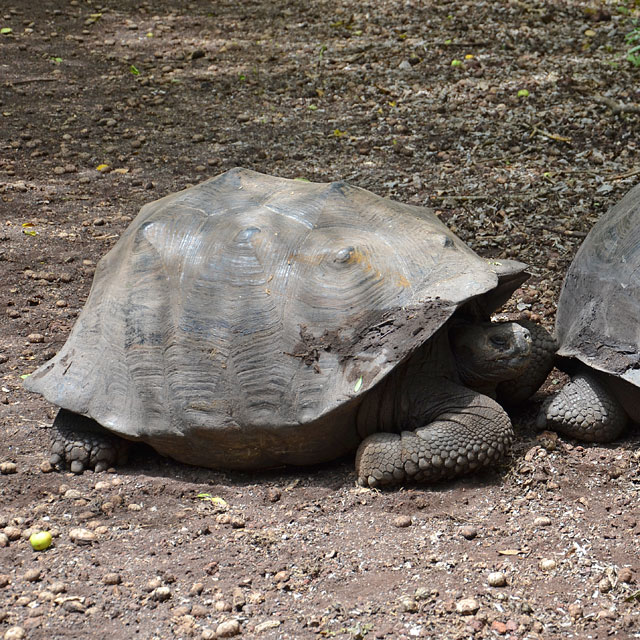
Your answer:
[50,409,129,473]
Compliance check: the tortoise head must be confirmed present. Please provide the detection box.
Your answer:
[450,321,532,390]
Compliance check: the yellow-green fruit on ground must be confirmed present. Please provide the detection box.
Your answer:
[29,531,52,551]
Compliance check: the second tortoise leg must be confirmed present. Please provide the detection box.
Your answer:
[50,408,130,473]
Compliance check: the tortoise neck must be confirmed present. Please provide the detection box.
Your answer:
[356,329,458,437]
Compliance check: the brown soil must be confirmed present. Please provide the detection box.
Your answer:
[1,1,640,639]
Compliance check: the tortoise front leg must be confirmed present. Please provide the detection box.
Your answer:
[50,409,129,473]
[537,372,627,442]
[355,388,513,488]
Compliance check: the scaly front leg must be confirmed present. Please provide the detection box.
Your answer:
[355,386,513,487]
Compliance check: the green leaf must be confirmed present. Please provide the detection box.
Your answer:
[308,104,318,111]
[20,374,30,380]
[517,89,530,98]
[129,65,140,75]
[354,376,363,393]
[50,57,62,64]
[0,27,12,35]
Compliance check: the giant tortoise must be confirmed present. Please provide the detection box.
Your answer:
[539,183,640,441]
[25,168,554,487]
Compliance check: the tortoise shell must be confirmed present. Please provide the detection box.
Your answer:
[26,168,527,466]
[555,183,640,388]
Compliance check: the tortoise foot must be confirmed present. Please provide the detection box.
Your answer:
[355,398,513,488]
[50,409,129,473]
[537,373,628,442]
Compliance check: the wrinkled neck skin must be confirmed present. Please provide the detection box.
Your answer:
[356,328,460,438]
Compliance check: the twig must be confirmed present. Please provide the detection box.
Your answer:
[530,124,571,145]
[593,94,640,115]
[7,77,58,85]
[436,193,542,201]
[611,167,640,181]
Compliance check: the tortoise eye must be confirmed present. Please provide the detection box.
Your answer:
[334,246,355,263]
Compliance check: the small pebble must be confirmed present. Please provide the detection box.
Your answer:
[145,578,163,592]
[0,534,8,548]
[491,621,507,635]
[50,582,66,594]
[456,597,479,615]
[201,630,216,640]
[191,604,208,617]
[4,526,21,541]
[460,525,477,539]
[539,558,556,571]
[216,619,241,637]
[533,516,552,527]
[214,600,232,612]
[568,603,583,619]
[189,582,204,596]
[69,528,97,545]
[0,575,10,587]
[487,572,507,587]
[103,573,122,585]
[393,515,412,528]
[400,596,419,612]
[62,599,86,613]
[618,567,633,583]
[4,627,25,640]
[414,587,433,600]
[273,570,289,583]
[254,620,281,632]
[27,333,44,343]
[230,515,245,529]
[0,462,17,475]
[24,569,41,582]
[152,586,172,602]
[598,577,612,593]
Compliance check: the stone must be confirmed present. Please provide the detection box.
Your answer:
[393,515,412,528]
[460,525,477,539]
[618,567,633,583]
[69,528,97,545]
[487,572,507,587]
[456,597,480,615]
[216,619,241,637]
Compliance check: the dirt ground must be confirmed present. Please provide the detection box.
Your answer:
[1,0,640,638]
